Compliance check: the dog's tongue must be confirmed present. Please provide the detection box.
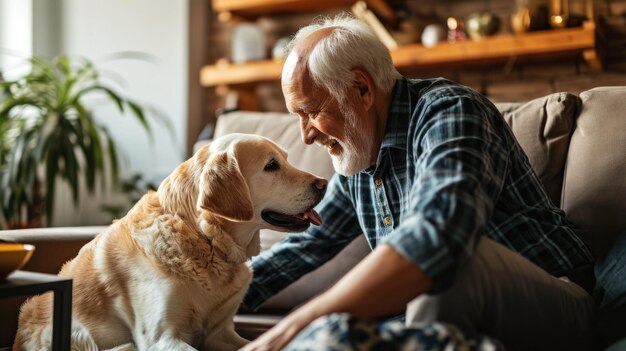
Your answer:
[305,209,323,226]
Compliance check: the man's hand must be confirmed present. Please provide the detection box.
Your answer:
[240,305,321,351]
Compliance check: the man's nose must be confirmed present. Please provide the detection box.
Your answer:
[300,117,318,145]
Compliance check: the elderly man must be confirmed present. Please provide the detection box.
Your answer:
[241,15,595,351]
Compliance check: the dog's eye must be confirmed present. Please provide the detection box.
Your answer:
[264,159,280,172]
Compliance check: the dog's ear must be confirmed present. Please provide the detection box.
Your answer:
[198,151,254,221]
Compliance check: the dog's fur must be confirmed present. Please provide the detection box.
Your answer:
[14,134,327,351]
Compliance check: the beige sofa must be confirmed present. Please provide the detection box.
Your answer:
[1,86,625,349]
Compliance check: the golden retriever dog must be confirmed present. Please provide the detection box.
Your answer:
[14,133,327,351]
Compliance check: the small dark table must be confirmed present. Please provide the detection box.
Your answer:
[0,270,72,351]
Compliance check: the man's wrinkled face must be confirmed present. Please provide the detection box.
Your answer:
[282,52,374,176]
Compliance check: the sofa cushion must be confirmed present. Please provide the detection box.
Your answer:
[562,86,626,257]
[496,92,580,207]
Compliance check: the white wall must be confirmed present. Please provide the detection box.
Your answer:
[60,0,187,181]
[0,0,33,78]
[32,0,62,59]
[56,0,188,226]
[1,0,189,226]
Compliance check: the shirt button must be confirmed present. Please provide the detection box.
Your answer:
[384,216,392,225]
[374,179,382,187]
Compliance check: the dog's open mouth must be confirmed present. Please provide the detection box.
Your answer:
[261,208,323,231]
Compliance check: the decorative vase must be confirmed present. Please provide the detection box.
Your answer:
[421,24,446,48]
[231,23,266,63]
[466,12,501,41]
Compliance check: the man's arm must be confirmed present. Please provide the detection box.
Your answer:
[241,244,431,351]
[383,91,510,293]
[244,173,363,310]
[305,244,431,317]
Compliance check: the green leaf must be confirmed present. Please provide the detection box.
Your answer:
[44,150,58,224]
[74,85,125,113]
[59,123,80,203]
[67,119,96,191]
[56,55,72,76]
[8,129,29,183]
[1,97,45,118]
[127,100,151,135]
[102,128,120,188]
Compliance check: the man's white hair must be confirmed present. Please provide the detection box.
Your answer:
[286,14,401,103]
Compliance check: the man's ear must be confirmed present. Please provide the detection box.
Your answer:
[198,151,254,221]
[352,68,375,110]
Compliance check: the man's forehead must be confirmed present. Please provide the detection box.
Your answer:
[281,51,300,83]
[282,27,336,83]
[282,27,336,113]
[282,53,316,113]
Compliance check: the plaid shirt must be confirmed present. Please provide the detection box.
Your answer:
[245,78,594,309]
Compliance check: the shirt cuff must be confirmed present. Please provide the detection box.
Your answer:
[381,216,459,294]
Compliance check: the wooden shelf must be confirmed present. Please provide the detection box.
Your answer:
[200,23,599,88]
[212,0,354,18]
[392,22,598,71]
[201,59,283,87]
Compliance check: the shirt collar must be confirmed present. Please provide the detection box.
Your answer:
[380,77,412,151]
[361,78,413,176]
[379,77,411,151]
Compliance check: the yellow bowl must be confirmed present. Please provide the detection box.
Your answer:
[0,243,35,279]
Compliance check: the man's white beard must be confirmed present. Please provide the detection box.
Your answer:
[331,107,374,176]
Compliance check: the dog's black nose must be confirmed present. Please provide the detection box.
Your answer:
[312,178,328,195]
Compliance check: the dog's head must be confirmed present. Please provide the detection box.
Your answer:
[195,133,327,233]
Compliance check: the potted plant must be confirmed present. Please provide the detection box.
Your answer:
[0,55,154,229]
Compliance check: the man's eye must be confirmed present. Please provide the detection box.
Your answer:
[264,159,280,171]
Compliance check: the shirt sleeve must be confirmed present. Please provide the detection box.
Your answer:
[244,173,363,310]
[382,93,510,293]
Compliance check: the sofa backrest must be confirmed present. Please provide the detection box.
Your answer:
[562,86,626,257]
[496,92,580,207]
